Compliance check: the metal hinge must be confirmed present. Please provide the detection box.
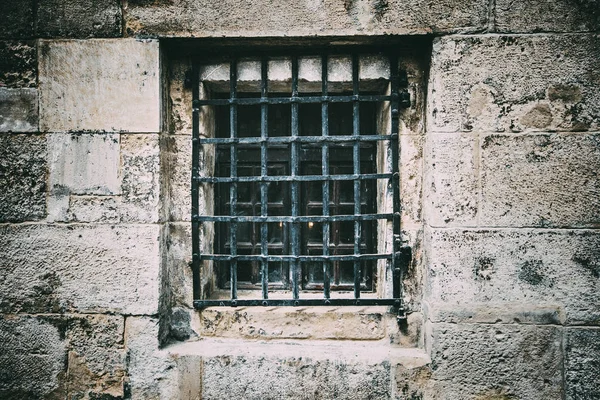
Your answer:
[393,236,412,322]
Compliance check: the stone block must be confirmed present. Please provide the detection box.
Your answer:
[566,327,600,400]
[0,315,66,399]
[48,132,121,196]
[0,88,38,132]
[426,302,566,325]
[39,39,160,133]
[125,0,488,37]
[169,339,428,400]
[36,0,122,38]
[0,1,34,39]
[424,133,478,227]
[197,306,388,340]
[481,133,600,228]
[426,228,600,325]
[166,223,193,307]
[0,41,37,88]
[169,59,193,135]
[400,134,423,227]
[167,135,192,222]
[120,133,161,223]
[0,133,47,222]
[0,224,160,314]
[125,317,177,400]
[427,322,563,399]
[495,0,600,33]
[0,314,126,399]
[428,34,600,133]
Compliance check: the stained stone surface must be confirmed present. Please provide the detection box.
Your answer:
[0,224,160,314]
[0,133,46,222]
[39,39,160,133]
[428,34,600,133]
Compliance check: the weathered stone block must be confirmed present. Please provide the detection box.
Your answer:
[0,314,126,399]
[125,317,177,400]
[198,306,388,340]
[426,302,566,325]
[167,338,430,399]
[428,34,600,133]
[0,88,38,132]
[0,41,37,88]
[481,133,600,228]
[48,132,121,196]
[167,135,192,222]
[0,224,160,314]
[0,133,47,222]
[120,134,161,222]
[36,0,122,38]
[426,228,600,325]
[0,1,34,39]
[427,322,563,399]
[495,0,600,33]
[169,59,193,135]
[566,327,600,400]
[400,134,423,227]
[424,133,478,227]
[0,315,66,399]
[166,223,193,307]
[125,0,488,37]
[39,39,160,133]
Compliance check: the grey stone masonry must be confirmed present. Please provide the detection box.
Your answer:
[425,228,600,325]
[125,0,488,37]
[0,133,46,222]
[0,41,37,88]
[0,224,160,315]
[39,39,160,133]
[428,34,600,133]
[566,327,600,400]
[36,0,123,38]
[427,322,563,399]
[495,0,600,33]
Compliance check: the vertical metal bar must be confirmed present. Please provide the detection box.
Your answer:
[389,54,402,300]
[229,58,238,300]
[290,55,300,300]
[260,57,269,300]
[191,60,201,301]
[352,54,361,299]
[321,54,330,299]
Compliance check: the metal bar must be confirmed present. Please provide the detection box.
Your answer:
[352,53,361,299]
[194,298,403,308]
[389,54,402,301]
[194,213,393,223]
[198,134,392,145]
[194,94,392,107]
[229,58,238,300]
[196,173,393,183]
[290,55,300,300]
[200,254,393,262]
[260,57,269,300]
[321,53,331,299]
[191,61,201,301]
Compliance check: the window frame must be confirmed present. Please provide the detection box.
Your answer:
[190,48,409,310]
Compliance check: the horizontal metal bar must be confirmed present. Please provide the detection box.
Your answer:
[199,254,392,262]
[194,213,393,223]
[198,134,394,145]
[194,298,403,308]
[195,173,392,183]
[193,94,391,107]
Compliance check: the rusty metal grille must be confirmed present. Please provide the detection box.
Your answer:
[191,50,409,310]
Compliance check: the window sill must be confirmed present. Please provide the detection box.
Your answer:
[191,306,423,347]
[167,336,430,367]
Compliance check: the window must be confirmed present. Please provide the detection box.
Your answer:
[190,49,410,310]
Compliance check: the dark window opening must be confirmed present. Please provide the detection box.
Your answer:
[191,51,409,308]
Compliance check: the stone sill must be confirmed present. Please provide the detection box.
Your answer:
[193,306,421,346]
[167,337,430,368]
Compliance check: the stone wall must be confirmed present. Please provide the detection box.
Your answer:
[0,1,599,399]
